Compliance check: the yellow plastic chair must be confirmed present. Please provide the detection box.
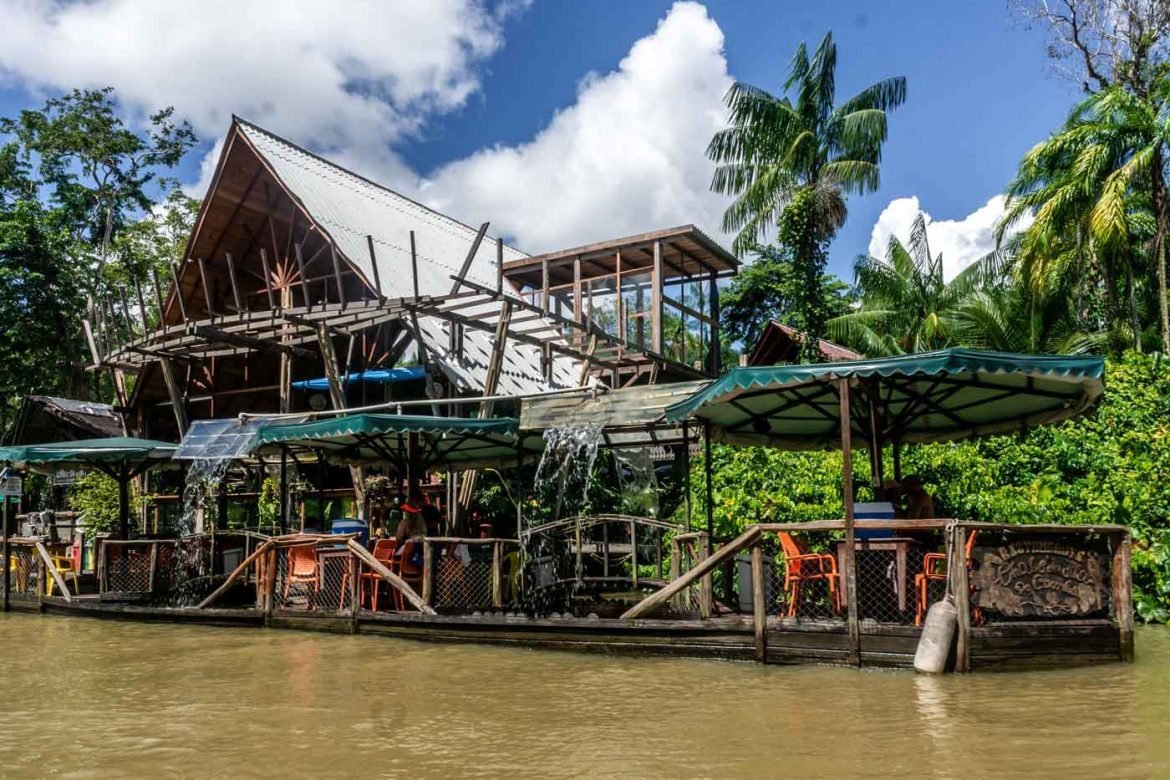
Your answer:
[45,554,80,596]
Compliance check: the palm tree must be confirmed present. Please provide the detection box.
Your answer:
[708,31,905,360]
[827,213,980,355]
[1004,81,1170,352]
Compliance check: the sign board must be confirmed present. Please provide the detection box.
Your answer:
[971,540,1110,619]
[52,469,86,486]
[0,475,22,497]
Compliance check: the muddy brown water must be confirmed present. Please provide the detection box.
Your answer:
[0,614,1167,779]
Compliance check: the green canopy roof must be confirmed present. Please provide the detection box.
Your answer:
[0,437,178,476]
[251,413,537,469]
[664,349,1105,449]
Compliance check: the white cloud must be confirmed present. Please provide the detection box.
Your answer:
[0,0,734,254]
[418,1,734,252]
[868,195,1033,280]
[0,0,511,192]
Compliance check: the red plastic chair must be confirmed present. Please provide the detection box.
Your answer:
[361,539,397,611]
[778,532,840,618]
[915,530,979,626]
[283,544,320,607]
[394,540,425,611]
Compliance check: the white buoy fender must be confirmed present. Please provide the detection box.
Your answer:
[914,596,958,674]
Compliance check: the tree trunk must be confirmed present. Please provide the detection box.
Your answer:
[1152,150,1170,354]
[1125,257,1141,352]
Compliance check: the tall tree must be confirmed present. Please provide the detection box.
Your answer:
[828,213,977,355]
[719,244,852,350]
[1005,82,1170,352]
[0,88,195,283]
[707,32,905,361]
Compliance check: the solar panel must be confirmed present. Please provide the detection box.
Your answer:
[173,418,272,461]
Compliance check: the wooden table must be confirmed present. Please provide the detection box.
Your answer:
[834,537,919,613]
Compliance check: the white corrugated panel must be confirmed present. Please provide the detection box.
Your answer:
[239,121,580,395]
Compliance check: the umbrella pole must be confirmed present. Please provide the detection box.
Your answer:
[682,421,692,533]
[118,474,130,540]
[867,387,885,499]
[839,378,860,666]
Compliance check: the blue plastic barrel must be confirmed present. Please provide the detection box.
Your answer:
[330,518,368,547]
[854,502,895,540]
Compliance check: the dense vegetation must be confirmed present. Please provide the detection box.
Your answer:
[707,3,1170,620]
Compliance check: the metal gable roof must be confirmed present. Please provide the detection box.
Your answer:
[235,119,581,396]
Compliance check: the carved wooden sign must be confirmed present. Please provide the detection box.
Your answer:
[972,541,1109,618]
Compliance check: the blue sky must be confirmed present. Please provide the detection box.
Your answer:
[0,0,1077,280]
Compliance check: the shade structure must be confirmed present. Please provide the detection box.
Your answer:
[0,437,178,474]
[664,349,1105,449]
[0,437,179,539]
[250,413,538,470]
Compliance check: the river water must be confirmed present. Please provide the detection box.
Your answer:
[1,614,1167,779]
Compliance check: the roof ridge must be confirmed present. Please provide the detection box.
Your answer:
[231,115,528,258]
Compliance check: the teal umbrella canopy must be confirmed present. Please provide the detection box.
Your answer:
[664,349,1105,449]
[0,437,178,477]
[250,413,538,469]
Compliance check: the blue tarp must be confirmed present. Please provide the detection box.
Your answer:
[291,366,426,391]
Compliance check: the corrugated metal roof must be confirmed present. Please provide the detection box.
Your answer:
[237,120,580,395]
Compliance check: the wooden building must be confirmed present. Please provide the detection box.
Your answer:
[83,118,737,444]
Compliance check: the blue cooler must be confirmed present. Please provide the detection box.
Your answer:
[854,502,895,540]
[330,518,368,546]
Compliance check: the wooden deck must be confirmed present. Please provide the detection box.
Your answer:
[18,597,1125,670]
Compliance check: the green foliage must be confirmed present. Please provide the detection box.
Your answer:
[708,31,905,353]
[719,244,853,350]
[66,471,132,534]
[694,353,1170,621]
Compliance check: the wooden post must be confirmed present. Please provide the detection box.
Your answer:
[263,546,278,623]
[669,536,681,613]
[259,248,278,311]
[2,496,9,612]
[630,520,638,587]
[951,523,972,672]
[450,222,489,295]
[573,255,583,349]
[118,477,131,541]
[225,252,244,314]
[330,246,348,310]
[170,263,190,323]
[158,356,188,433]
[147,541,159,595]
[421,539,433,606]
[294,243,312,311]
[150,269,168,333]
[315,323,366,516]
[708,271,721,375]
[697,538,712,620]
[703,422,714,551]
[349,552,359,632]
[366,235,385,303]
[839,378,861,666]
[196,257,215,317]
[496,237,504,294]
[491,540,503,608]
[652,240,663,353]
[1113,531,1134,662]
[752,541,767,663]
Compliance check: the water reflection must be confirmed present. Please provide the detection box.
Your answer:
[0,614,1167,778]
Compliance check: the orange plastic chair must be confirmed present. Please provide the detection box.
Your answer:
[283,543,320,607]
[777,532,840,618]
[361,539,397,611]
[914,530,978,626]
[394,540,425,611]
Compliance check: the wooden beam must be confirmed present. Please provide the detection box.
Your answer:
[294,243,312,311]
[258,248,278,311]
[330,245,347,310]
[316,323,367,517]
[35,542,72,602]
[197,257,216,317]
[158,356,189,433]
[366,235,385,303]
[1114,532,1134,662]
[192,325,314,358]
[751,541,766,662]
[621,526,762,619]
[345,539,434,614]
[151,269,168,334]
[450,222,490,295]
[225,252,244,314]
[652,240,663,354]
